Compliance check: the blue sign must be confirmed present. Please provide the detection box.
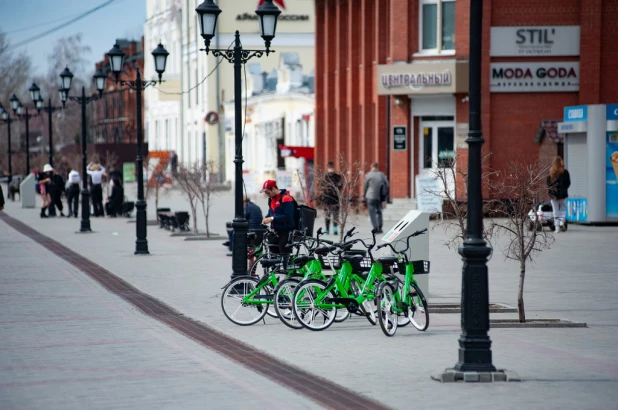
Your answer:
[606,104,618,120]
[564,105,587,122]
[607,132,618,218]
[566,198,588,222]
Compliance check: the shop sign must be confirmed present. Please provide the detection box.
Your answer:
[490,62,579,92]
[381,71,451,89]
[490,26,580,56]
[606,104,618,121]
[558,121,587,134]
[392,126,407,151]
[564,105,587,122]
[416,177,443,214]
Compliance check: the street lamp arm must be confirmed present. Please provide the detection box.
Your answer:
[117,79,159,91]
[209,48,274,64]
[68,94,101,105]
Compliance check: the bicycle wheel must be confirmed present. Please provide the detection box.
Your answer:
[407,283,429,331]
[248,254,264,277]
[264,270,288,319]
[376,282,398,337]
[221,277,268,326]
[334,309,351,323]
[351,281,377,325]
[274,278,303,329]
[293,279,338,331]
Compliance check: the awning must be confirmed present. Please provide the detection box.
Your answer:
[534,119,563,144]
[279,145,314,160]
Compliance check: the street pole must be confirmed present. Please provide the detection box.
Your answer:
[134,69,149,255]
[79,86,92,232]
[24,108,31,175]
[231,31,249,279]
[6,118,12,185]
[48,99,54,166]
[454,0,496,372]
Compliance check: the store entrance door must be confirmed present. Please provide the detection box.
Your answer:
[418,117,455,198]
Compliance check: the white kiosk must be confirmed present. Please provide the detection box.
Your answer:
[19,174,36,209]
[557,104,618,223]
[380,210,430,298]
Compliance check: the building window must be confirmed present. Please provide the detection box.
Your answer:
[420,0,455,53]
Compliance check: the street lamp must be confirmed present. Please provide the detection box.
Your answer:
[10,94,37,175]
[59,66,105,233]
[31,82,62,167]
[105,41,169,255]
[1,104,13,184]
[196,0,281,278]
[433,0,508,383]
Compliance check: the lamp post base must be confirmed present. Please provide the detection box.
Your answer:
[135,199,149,255]
[230,217,249,280]
[431,368,520,383]
[80,189,91,232]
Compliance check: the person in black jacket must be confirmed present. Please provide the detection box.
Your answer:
[320,161,343,235]
[0,183,4,211]
[547,156,571,233]
[51,171,66,217]
[224,197,264,256]
[105,177,124,217]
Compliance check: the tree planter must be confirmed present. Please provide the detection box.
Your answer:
[429,303,517,314]
[170,231,220,237]
[184,234,223,241]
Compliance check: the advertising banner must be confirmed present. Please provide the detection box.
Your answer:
[566,198,588,222]
[607,132,618,218]
[123,163,136,183]
[489,62,579,93]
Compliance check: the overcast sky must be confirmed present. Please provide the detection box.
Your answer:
[1,0,146,78]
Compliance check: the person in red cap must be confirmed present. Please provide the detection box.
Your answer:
[261,179,296,254]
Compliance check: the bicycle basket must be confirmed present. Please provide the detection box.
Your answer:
[348,256,372,273]
[411,260,430,274]
[320,254,341,270]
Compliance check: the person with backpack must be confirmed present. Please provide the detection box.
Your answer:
[261,179,297,254]
[547,156,571,233]
[364,162,389,233]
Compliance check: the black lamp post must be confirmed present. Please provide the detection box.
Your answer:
[30,83,62,167]
[10,94,38,176]
[59,66,106,233]
[105,41,169,255]
[1,105,13,184]
[196,0,280,279]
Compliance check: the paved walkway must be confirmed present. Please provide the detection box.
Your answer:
[2,187,618,409]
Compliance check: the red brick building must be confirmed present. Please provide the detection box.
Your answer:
[92,38,145,144]
[314,0,618,199]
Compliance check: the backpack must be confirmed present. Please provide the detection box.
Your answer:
[283,194,301,229]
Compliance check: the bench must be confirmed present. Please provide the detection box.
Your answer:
[157,210,190,232]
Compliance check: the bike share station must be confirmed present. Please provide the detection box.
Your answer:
[558,104,618,223]
[381,210,431,298]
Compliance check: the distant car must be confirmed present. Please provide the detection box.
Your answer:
[527,201,568,231]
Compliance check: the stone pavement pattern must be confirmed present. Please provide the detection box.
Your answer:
[0,219,321,410]
[2,186,618,409]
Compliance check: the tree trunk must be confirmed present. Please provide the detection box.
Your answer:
[518,262,526,323]
[155,184,159,212]
[191,201,198,234]
[201,202,209,238]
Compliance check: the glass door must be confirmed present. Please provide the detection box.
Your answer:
[419,120,455,195]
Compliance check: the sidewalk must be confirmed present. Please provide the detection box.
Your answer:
[2,189,618,409]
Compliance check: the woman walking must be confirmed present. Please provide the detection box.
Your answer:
[38,165,54,218]
[547,156,571,233]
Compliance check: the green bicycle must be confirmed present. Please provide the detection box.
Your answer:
[374,229,430,337]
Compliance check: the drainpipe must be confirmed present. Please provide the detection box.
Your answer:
[385,95,392,202]
[216,0,224,183]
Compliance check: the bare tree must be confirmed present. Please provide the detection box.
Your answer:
[425,152,497,249]
[314,154,365,241]
[487,160,555,323]
[143,153,170,212]
[175,164,200,234]
[194,161,218,237]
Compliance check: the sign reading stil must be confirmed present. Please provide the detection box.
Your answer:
[490,26,580,56]
[490,62,579,93]
[392,126,407,151]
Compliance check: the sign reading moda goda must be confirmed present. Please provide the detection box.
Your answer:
[490,26,580,57]
[490,62,579,93]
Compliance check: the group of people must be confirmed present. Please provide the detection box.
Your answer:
[36,162,125,219]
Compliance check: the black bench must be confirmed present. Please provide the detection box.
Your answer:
[157,210,190,232]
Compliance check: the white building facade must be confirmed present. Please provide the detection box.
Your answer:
[223,53,314,196]
[144,0,183,155]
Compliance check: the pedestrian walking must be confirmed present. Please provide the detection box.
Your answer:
[0,183,4,211]
[170,151,178,178]
[51,170,66,217]
[66,167,80,218]
[105,177,124,217]
[363,162,389,233]
[320,161,342,235]
[261,179,296,254]
[547,156,571,233]
[87,162,106,217]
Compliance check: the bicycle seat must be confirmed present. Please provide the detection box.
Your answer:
[341,254,363,263]
[314,246,336,255]
[377,256,399,266]
[294,255,313,267]
[260,258,282,268]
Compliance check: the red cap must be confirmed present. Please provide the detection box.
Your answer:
[260,179,277,192]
